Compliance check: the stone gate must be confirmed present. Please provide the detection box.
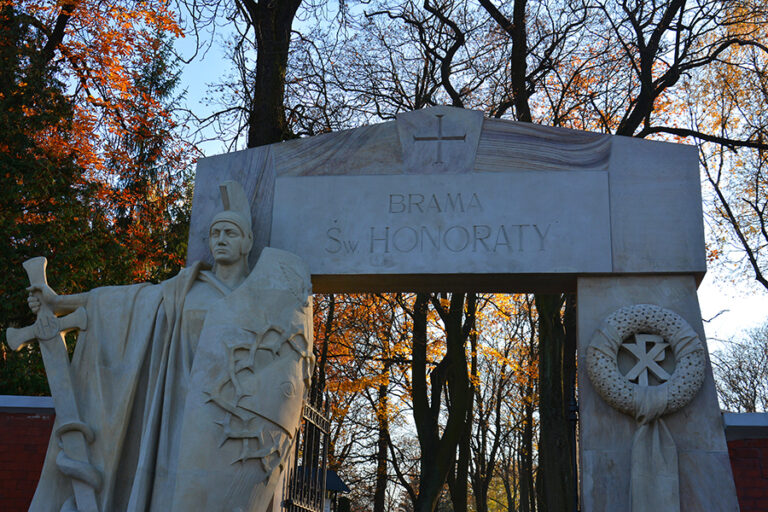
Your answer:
[188,106,738,511]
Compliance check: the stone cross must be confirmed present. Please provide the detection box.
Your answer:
[412,114,466,164]
[5,257,100,512]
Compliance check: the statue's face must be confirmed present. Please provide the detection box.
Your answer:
[209,220,248,265]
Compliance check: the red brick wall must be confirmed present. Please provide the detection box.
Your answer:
[1,410,767,511]
[0,411,54,512]
[729,438,768,512]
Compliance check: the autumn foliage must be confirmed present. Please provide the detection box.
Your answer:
[0,0,195,393]
[2,0,767,510]
[311,292,541,510]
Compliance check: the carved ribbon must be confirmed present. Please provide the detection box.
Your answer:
[631,386,679,512]
[586,304,707,512]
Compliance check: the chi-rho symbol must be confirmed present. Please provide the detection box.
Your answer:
[621,333,671,386]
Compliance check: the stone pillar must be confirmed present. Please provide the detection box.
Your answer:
[577,276,739,511]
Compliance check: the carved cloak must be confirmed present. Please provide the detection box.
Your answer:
[29,248,313,512]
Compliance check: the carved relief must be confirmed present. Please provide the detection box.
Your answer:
[396,106,483,174]
[586,303,706,416]
[586,304,708,512]
[412,114,467,165]
[206,325,313,472]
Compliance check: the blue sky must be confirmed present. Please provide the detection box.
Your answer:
[175,24,768,349]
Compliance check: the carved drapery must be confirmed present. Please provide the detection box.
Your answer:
[586,304,706,512]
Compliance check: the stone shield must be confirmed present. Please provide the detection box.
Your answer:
[172,248,313,512]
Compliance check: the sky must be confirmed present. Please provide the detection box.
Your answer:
[699,270,768,349]
[176,25,235,156]
[175,29,768,351]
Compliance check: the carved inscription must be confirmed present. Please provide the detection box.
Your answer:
[388,193,481,214]
[324,191,553,256]
[270,172,613,276]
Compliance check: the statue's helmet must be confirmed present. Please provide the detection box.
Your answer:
[210,180,254,252]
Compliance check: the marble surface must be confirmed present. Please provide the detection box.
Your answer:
[475,118,611,172]
[273,121,403,177]
[608,136,705,275]
[188,149,276,269]
[188,106,706,292]
[396,106,483,174]
[27,182,313,512]
[173,248,313,512]
[577,276,738,512]
[181,107,738,510]
[271,171,612,275]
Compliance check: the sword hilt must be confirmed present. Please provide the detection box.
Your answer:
[5,257,86,351]
[24,256,50,314]
[23,256,49,291]
[6,307,87,351]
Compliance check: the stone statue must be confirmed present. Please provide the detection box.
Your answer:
[14,181,314,512]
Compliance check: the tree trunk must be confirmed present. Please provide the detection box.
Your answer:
[535,294,576,512]
[411,293,475,512]
[449,327,476,512]
[373,369,390,512]
[240,0,302,148]
[479,2,577,505]
[519,378,535,512]
[411,293,443,512]
[563,294,578,512]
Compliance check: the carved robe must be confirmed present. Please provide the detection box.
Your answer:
[30,248,313,512]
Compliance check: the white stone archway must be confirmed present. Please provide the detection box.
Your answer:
[188,106,738,511]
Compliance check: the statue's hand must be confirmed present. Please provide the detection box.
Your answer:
[27,283,59,315]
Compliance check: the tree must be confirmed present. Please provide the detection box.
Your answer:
[408,293,475,512]
[534,294,576,512]
[475,3,584,508]
[185,0,311,147]
[104,30,194,282]
[0,4,104,393]
[239,0,303,146]
[549,2,768,298]
[682,6,768,290]
[467,294,537,512]
[311,292,416,511]
[713,322,768,413]
[1,0,194,394]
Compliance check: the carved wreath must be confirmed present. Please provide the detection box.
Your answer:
[586,304,707,417]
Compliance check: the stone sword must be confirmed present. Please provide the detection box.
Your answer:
[6,257,100,512]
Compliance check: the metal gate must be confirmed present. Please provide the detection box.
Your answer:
[282,384,330,512]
